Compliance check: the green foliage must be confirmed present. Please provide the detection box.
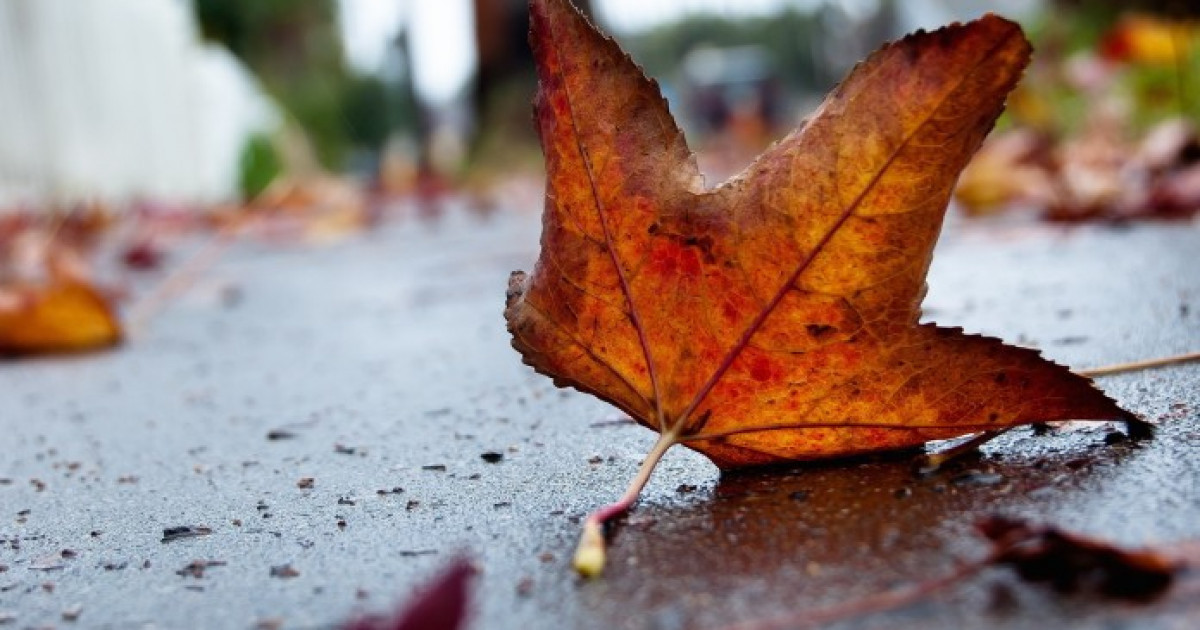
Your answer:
[342,74,399,150]
[194,0,345,76]
[194,0,402,169]
[1120,44,1200,126]
[1015,7,1200,134]
[238,133,282,200]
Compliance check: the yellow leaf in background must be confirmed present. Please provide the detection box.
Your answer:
[1102,14,1198,65]
[0,280,122,356]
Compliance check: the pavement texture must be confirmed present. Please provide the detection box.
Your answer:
[1,205,1199,630]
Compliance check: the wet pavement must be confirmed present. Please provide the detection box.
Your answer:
[1,205,1198,629]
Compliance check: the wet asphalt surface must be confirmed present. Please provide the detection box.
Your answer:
[1,205,1198,629]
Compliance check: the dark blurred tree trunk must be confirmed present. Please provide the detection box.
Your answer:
[470,0,592,165]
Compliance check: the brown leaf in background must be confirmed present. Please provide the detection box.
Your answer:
[980,516,1180,600]
[954,10,1200,223]
[506,0,1128,470]
[953,128,1058,215]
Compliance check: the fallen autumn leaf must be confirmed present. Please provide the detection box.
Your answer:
[505,0,1132,576]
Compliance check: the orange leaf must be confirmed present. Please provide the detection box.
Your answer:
[506,1,1134,576]
[507,0,1127,470]
[0,280,122,356]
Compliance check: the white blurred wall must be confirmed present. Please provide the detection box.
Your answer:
[0,0,278,208]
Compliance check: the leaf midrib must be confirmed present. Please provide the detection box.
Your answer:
[674,27,1022,430]
[544,10,666,429]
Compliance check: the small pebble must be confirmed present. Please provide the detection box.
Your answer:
[270,564,300,579]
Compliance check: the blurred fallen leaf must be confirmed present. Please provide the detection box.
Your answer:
[0,278,122,356]
[230,175,372,244]
[341,558,473,630]
[957,116,1200,221]
[1,233,122,356]
[980,515,1179,599]
[955,8,1200,221]
[121,240,165,271]
[954,128,1057,214]
[1101,14,1198,66]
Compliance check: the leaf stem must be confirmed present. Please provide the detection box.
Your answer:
[573,429,679,577]
[1079,351,1200,378]
[917,430,1004,474]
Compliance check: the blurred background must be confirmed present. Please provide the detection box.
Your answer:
[0,0,1198,351]
[0,0,1195,212]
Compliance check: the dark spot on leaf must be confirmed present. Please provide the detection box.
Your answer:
[806,324,836,338]
[1103,431,1129,446]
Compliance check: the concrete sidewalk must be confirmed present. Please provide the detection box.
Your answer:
[1,205,1198,629]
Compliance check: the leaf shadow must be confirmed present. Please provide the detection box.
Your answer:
[579,425,1173,629]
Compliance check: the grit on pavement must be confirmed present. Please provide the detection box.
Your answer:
[2,203,1199,629]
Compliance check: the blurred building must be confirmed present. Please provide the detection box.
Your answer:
[0,0,277,209]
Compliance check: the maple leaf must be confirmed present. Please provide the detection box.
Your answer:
[505,0,1130,574]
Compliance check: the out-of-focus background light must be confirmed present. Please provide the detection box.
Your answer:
[0,0,1196,213]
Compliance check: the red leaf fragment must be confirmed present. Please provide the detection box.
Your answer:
[980,516,1180,600]
[342,558,474,630]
